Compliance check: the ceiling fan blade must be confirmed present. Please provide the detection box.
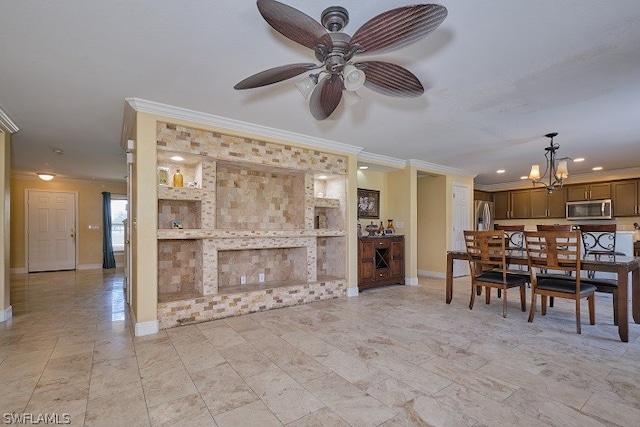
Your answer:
[257,0,333,51]
[349,4,447,55]
[356,61,424,97]
[309,74,343,120]
[234,63,319,90]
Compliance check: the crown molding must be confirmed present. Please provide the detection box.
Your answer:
[475,166,640,192]
[407,159,477,178]
[0,107,19,134]
[10,172,126,186]
[357,151,406,169]
[124,98,363,155]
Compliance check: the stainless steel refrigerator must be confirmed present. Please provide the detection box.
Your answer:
[474,200,494,231]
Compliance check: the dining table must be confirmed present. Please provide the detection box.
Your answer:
[445,250,640,342]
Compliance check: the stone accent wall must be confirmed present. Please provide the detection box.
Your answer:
[218,247,307,289]
[158,279,347,329]
[158,200,201,229]
[158,240,201,294]
[155,121,348,329]
[157,122,347,175]
[216,163,305,230]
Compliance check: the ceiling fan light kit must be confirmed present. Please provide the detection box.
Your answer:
[234,0,448,120]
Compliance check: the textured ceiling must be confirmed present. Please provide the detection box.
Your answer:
[2,1,640,186]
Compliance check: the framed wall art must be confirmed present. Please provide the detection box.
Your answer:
[357,188,380,219]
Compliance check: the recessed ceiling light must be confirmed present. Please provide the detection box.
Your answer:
[573,158,585,162]
[52,148,64,155]
[170,155,184,161]
[592,166,603,171]
[520,176,528,180]
[358,165,369,170]
[496,169,505,174]
[317,175,328,180]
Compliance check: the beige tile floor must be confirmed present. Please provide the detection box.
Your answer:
[2,269,640,426]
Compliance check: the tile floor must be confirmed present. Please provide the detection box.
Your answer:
[1,269,640,426]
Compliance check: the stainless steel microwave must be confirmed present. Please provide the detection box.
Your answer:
[566,199,612,220]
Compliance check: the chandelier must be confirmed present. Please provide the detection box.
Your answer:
[528,132,569,194]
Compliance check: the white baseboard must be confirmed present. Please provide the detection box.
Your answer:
[346,286,359,297]
[135,320,159,336]
[0,305,12,322]
[404,277,419,286]
[417,269,446,279]
[130,309,159,336]
[77,263,103,270]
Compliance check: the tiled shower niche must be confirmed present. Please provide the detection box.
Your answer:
[155,121,348,329]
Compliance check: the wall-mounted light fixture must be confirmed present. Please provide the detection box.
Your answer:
[37,173,55,181]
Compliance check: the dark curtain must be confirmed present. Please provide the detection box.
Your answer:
[102,191,116,269]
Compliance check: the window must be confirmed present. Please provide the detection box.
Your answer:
[110,197,127,252]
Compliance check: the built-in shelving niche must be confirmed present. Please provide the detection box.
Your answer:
[158,200,202,230]
[158,239,203,302]
[216,161,305,231]
[217,246,308,294]
[317,236,346,281]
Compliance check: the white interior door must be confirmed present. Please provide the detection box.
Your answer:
[27,190,77,272]
[452,183,471,277]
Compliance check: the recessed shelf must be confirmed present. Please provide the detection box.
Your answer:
[158,186,204,200]
[312,197,340,208]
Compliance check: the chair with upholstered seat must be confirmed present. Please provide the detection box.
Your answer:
[578,224,624,325]
[464,230,527,318]
[524,230,596,334]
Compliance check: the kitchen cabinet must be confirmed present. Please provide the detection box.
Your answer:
[493,190,530,219]
[358,236,404,290]
[474,190,492,202]
[566,183,611,201]
[613,179,640,216]
[530,187,566,218]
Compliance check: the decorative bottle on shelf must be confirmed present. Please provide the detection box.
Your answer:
[387,219,395,234]
[379,221,385,235]
[172,169,184,187]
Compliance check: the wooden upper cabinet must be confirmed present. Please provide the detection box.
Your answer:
[474,190,492,202]
[493,191,511,220]
[492,190,530,219]
[547,188,567,217]
[530,189,547,218]
[566,183,611,201]
[613,179,639,216]
[510,190,531,219]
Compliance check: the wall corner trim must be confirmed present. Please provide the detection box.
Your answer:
[0,306,13,322]
[404,277,420,286]
[135,320,159,337]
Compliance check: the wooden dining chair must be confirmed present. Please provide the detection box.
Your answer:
[464,230,527,318]
[524,230,596,334]
[578,224,623,325]
[535,224,573,307]
[536,224,572,231]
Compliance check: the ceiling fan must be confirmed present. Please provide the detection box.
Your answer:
[234,0,448,120]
